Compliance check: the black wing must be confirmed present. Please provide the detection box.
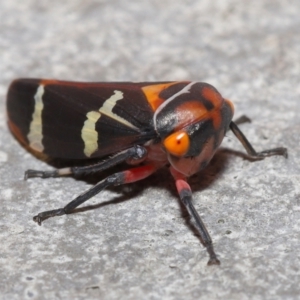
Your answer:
[7,79,161,159]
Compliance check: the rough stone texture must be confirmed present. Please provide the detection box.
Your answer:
[0,1,299,299]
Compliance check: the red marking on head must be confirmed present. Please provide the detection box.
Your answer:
[202,86,223,108]
[211,110,222,130]
[175,100,207,129]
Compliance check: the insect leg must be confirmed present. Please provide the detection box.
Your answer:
[33,164,157,225]
[170,167,220,266]
[229,121,288,159]
[25,145,147,179]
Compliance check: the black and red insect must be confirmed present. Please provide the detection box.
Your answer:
[6,79,287,265]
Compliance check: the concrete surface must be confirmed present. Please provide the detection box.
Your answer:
[0,0,299,299]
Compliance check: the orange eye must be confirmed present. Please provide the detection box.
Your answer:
[163,131,190,157]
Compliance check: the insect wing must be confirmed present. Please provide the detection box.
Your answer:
[7,79,163,159]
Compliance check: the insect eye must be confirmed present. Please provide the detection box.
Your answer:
[163,131,190,157]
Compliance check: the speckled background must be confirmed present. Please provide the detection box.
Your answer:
[0,1,299,299]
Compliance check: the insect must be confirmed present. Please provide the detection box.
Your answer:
[7,79,287,265]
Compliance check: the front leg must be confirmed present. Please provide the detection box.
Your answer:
[170,167,220,266]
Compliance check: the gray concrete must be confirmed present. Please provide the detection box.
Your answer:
[0,0,299,299]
